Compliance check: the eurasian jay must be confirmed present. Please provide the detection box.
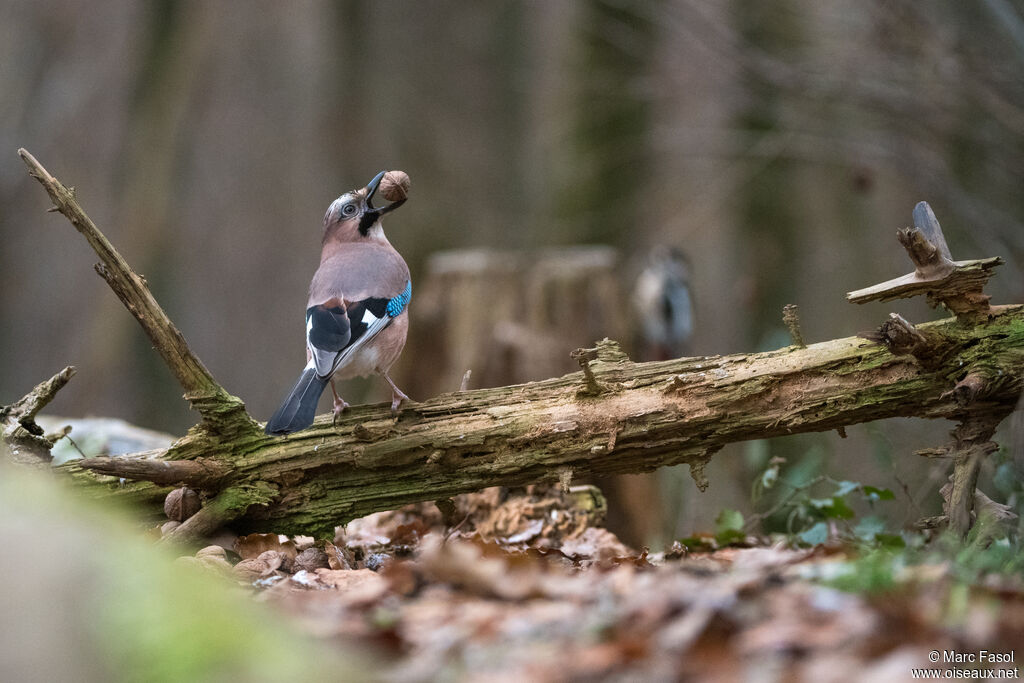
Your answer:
[265,171,411,435]
[632,246,693,361]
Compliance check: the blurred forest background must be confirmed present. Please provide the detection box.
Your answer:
[2,0,1023,545]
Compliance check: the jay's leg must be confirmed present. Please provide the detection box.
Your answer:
[330,379,349,424]
[380,369,410,413]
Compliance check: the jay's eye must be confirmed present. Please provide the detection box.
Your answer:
[342,203,357,216]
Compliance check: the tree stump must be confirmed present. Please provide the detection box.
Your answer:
[404,246,627,397]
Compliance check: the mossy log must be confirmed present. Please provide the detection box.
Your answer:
[14,151,1024,540]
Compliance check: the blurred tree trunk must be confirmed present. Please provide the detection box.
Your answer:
[727,0,811,527]
[92,1,215,429]
[555,0,661,246]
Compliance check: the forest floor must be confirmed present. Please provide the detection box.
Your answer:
[178,484,1024,682]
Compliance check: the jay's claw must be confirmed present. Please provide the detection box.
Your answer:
[330,380,349,425]
[381,369,410,415]
[331,399,349,427]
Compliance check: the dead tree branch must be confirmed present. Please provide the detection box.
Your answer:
[18,149,257,439]
[78,455,230,489]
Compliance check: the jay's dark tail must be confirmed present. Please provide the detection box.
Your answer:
[265,367,329,435]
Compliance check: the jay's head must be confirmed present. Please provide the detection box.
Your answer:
[323,171,406,243]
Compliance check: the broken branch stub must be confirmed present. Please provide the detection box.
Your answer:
[847,201,1001,319]
[1,366,77,465]
[782,304,805,349]
[910,201,953,265]
[78,455,229,489]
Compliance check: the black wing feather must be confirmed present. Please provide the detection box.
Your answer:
[308,303,351,352]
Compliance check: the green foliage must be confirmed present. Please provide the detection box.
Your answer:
[747,455,902,548]
[683,453,912,552]
[739,442,1024,598]
[676,508,749,551]
[823,520,1024,598]
[714,508,746,545]
[797,522,828,546]
[825,548,903,594]
[807,495,856,521]
[862,485,895,502]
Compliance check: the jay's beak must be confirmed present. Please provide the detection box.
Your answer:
[362,171,405,217]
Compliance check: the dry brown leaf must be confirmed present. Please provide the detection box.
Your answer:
[381,560,419,596]
[314,568,389,603]
[417,535,540,601]
[323,541,354,570]
[560,527,632,561]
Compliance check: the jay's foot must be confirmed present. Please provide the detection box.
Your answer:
[332,398,350,426]
[381,369,411,415]
[332,396,350,415]
[389,389,409,414]
[330,380,349,425]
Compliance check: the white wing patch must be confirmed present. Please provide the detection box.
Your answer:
[362,308,381,326]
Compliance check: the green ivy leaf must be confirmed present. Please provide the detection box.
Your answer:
[714,508,745,546]
[862,485,895,502]
[798,521,828,546]
[809,496,855,519]
[834,480,860,497]
[874,533,906,549]
[854,515,886,541]
[715,508,744,534]
[715,529,747,546]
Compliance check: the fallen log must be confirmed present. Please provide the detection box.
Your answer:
[12,150,1023,540]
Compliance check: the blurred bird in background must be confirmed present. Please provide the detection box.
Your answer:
[265,171,412,435]
[632,246,694,362]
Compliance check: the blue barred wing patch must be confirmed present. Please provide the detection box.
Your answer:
[387,280,412,317]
